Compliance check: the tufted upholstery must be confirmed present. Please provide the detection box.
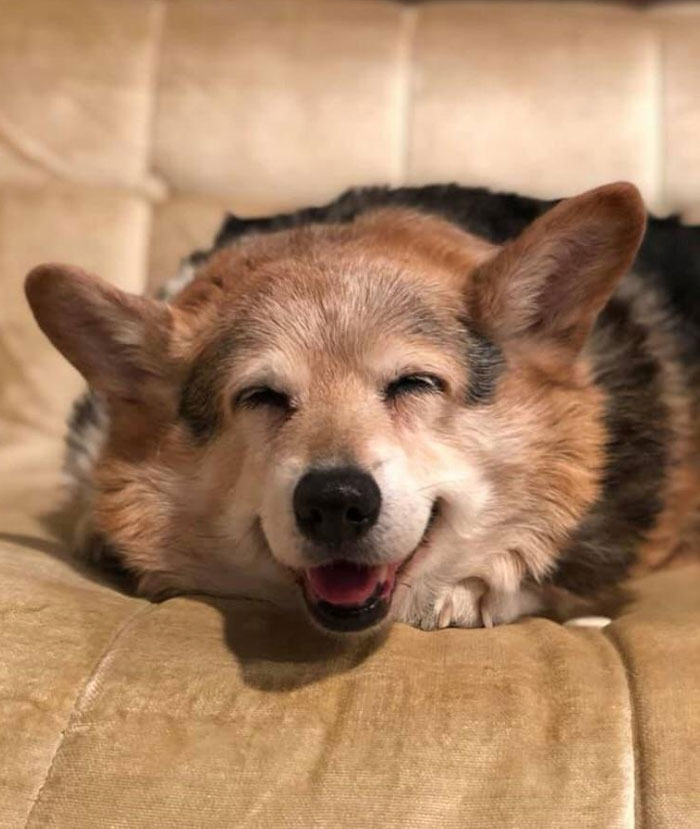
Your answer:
[1,2,699,827]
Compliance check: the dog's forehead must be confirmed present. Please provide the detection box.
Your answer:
[177,208,493,305]
[169,212,501,384]
[196,266,463,385]
[251,261,457,342]
[178,212,493,334]
[174,216,499,439]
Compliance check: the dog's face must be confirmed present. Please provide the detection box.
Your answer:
[26,183,645,633]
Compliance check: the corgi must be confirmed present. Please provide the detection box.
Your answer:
[25,182,700,634]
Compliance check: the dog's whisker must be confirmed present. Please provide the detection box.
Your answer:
[412,477,474,495]
[229,522,258,552]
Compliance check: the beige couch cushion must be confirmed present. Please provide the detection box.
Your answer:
[2,511,699,828]
[2,1,700,826]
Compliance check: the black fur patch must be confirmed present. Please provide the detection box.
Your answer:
[65,389,106,480]
[68,390,100,433]
[459,319,505,404]
[212,184,552,251]
[179,332,238,442]
[637,216,700,370]
[552,297,671,594]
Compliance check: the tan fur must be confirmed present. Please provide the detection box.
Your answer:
[26,183,658,631]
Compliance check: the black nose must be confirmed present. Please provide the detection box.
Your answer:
[293,467,382,545]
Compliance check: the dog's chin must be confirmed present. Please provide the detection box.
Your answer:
[297,502,440,634]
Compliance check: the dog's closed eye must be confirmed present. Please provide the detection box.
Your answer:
[234,386,294,412]
[384,373,446,400]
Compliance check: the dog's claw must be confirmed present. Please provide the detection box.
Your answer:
[437,597,453,629]
[480,603,494,629]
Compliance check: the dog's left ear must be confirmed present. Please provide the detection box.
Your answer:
[25,263,174,406]
[467,182,646,355]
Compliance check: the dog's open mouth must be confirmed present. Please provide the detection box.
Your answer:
[301,561,398,633]
[300,501,439,633]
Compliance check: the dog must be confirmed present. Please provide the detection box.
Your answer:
[25,182,700,634]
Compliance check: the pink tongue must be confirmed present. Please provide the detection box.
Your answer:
[305,561,383,607]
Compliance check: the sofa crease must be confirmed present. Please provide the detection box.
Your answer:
[604,624,643,829]
[22,601,156,828]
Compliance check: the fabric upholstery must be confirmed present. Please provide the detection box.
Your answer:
[1,2,699,827]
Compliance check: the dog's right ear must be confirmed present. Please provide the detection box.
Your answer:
[25,263,173,404]
[466,182,646,357]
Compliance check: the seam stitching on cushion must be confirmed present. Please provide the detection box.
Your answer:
[0,120,163,204]
[647,17,664,212]
[143,0,168,199]
[395,4,418,184]
[604,625,644,829]
[139,0,168,293]
[22,602,157,828]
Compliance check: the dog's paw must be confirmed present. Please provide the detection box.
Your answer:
[478,585,542,628]
[428,579,487,630]
[395,578,543,631]
[394,577,486,630]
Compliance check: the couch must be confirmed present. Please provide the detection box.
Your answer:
[2,2,699,826]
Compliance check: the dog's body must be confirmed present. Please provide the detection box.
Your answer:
[26,183,700,633]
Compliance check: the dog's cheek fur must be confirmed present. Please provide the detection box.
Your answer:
[491,356,605,571]
[90,424,291,602]
[389,429,494,628]
[437,354,605,599]
[392,356,606,627]
[88,423,206,597]
[258,454,307,570]
[362,437,442,559]
[92,456,185,599]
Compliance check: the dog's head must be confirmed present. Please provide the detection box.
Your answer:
[26,183,645,633]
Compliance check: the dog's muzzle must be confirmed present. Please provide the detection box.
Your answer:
[292,466,390,632]
[291,468,439,633]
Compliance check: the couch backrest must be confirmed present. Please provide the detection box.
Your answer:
[2,0,700,446]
